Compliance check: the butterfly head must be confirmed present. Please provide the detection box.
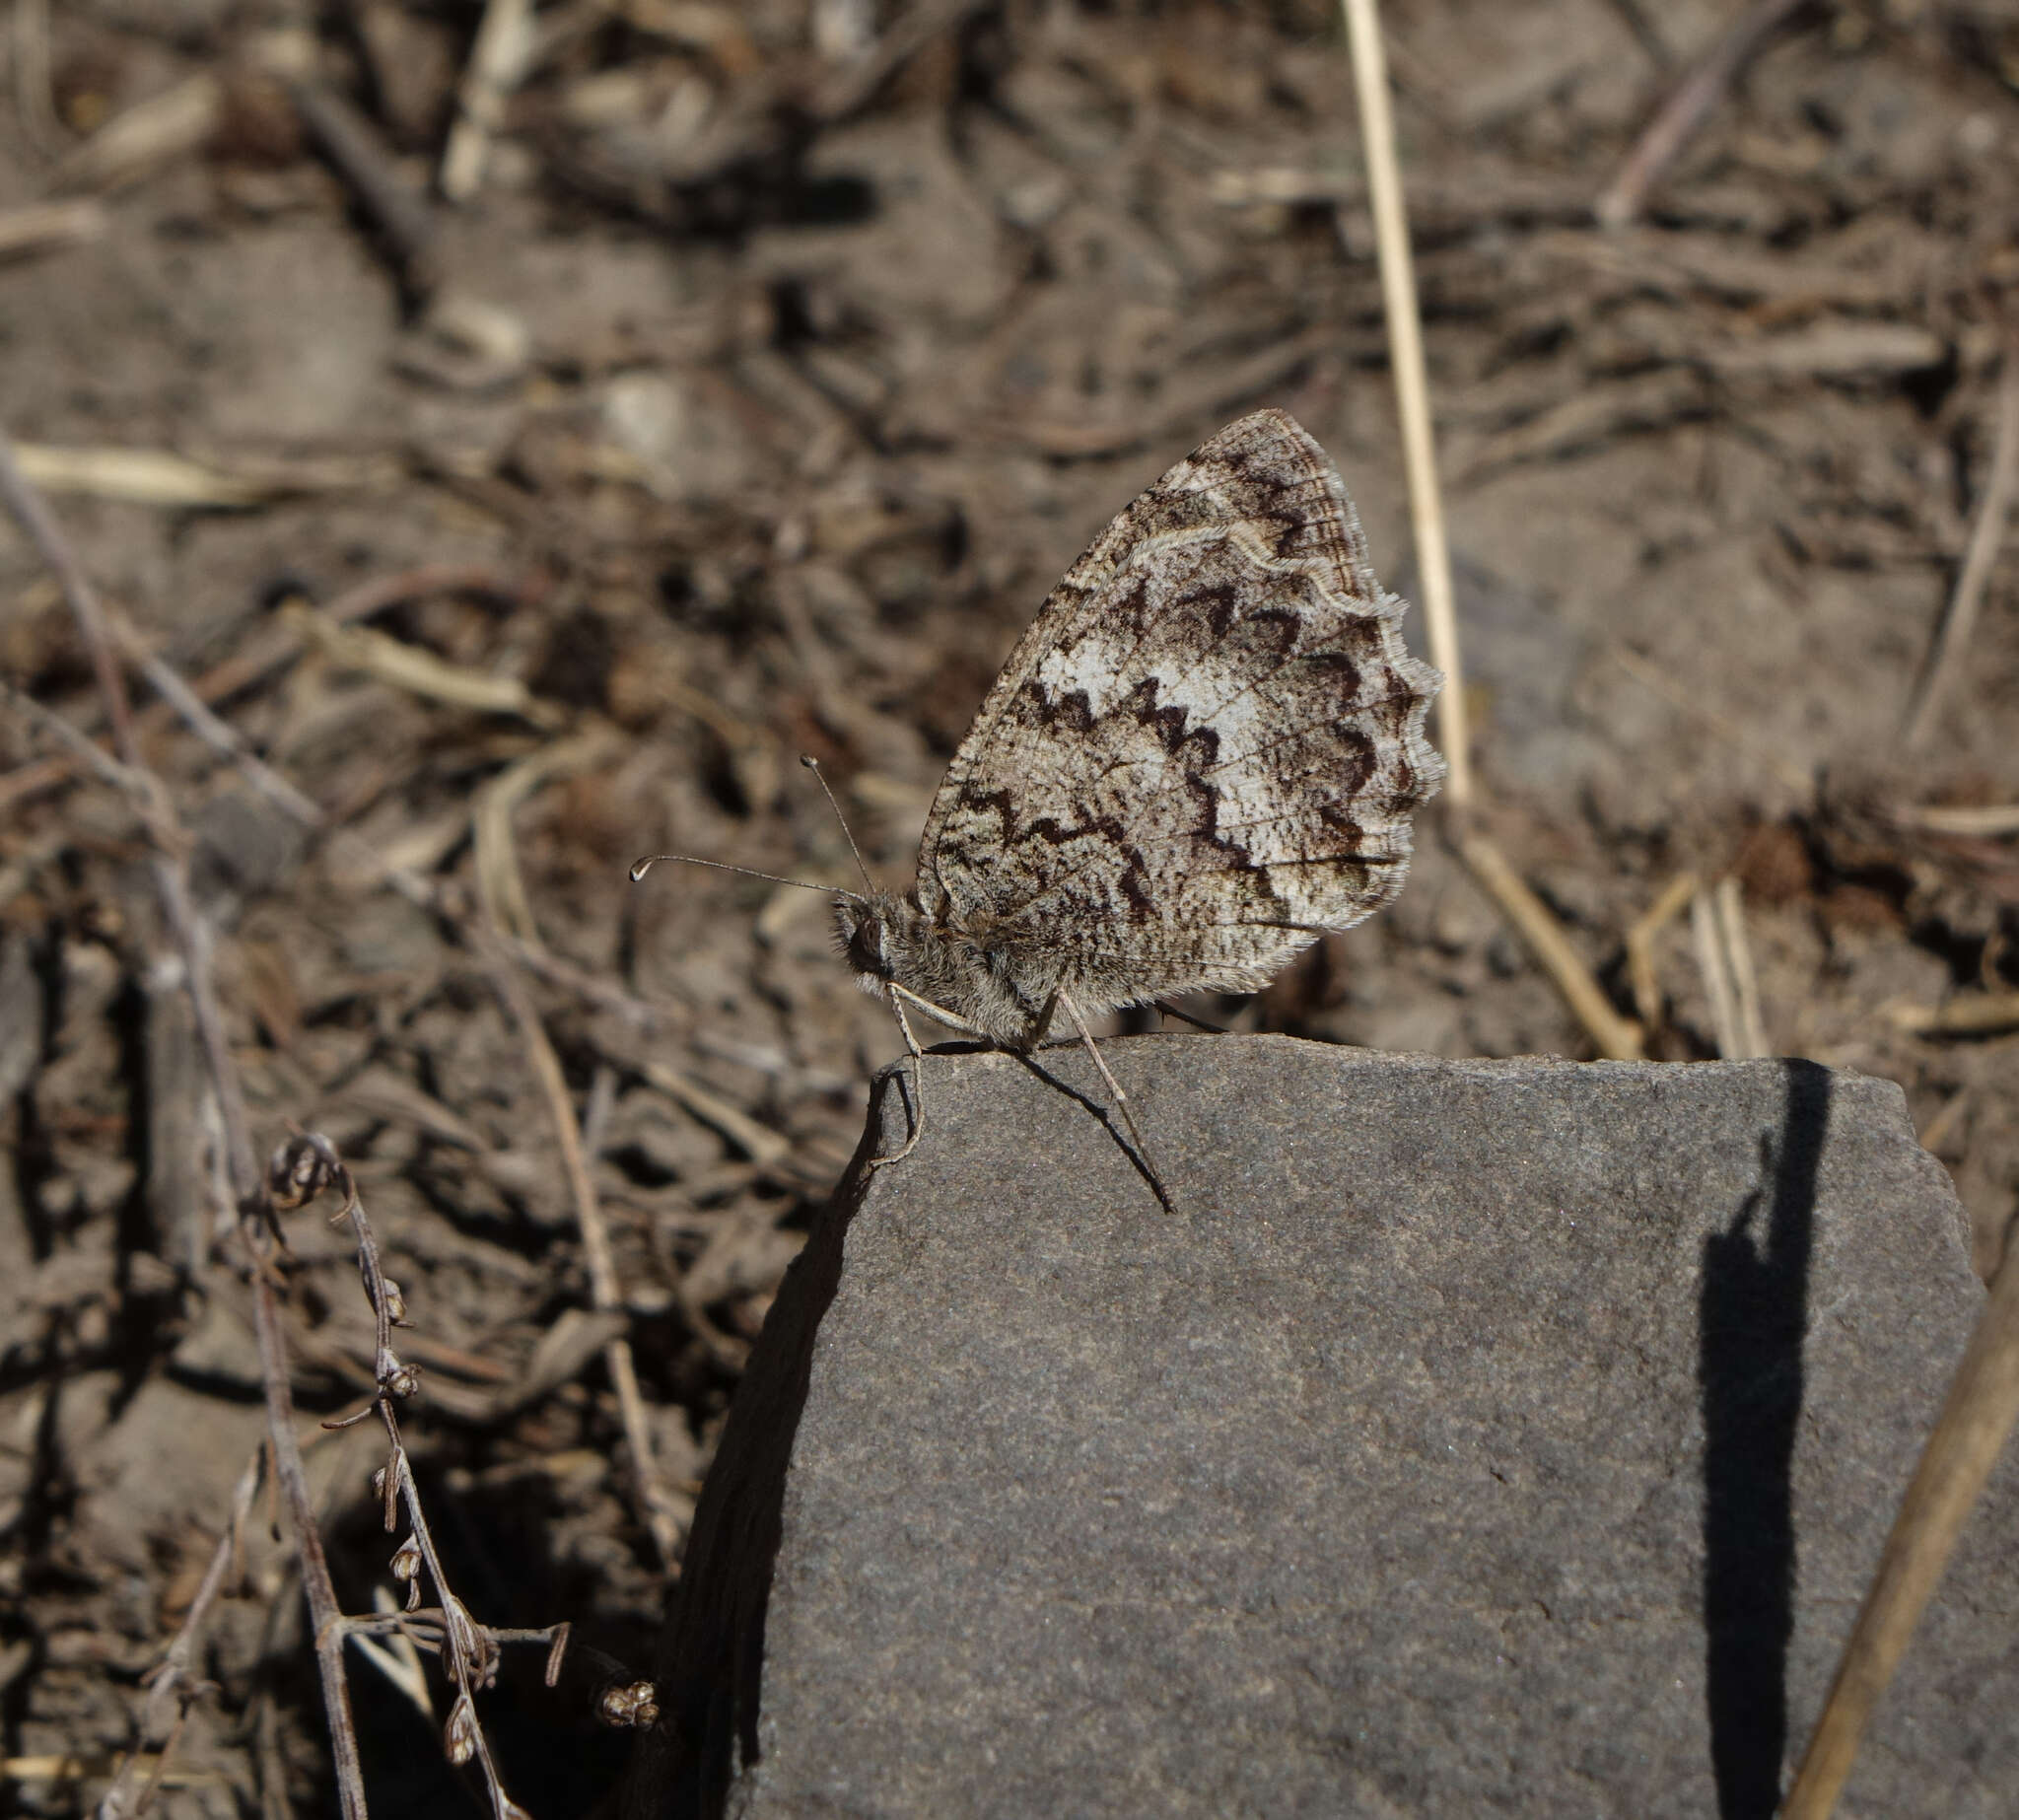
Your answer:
[834,890,919,990]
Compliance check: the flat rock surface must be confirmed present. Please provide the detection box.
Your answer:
[625,1037,2019,1819]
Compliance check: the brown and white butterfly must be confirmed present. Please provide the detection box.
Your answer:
[635,409,1443,1205]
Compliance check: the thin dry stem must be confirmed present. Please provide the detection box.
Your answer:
[1716,876,1769,1058]
[0,675,176,825]
[1459,833,1645,1061]
[1891,802,2019,838]
[1340,0,1473,814]
[2,422,367,1818]
[11,0,66,159]
[279,1133,565,1820]
[291,78,439,300]
[472,728,620,948]
[442,0,535,202]
[638,1059,791,1165]
[1626,872,1699,1034]
[1902,347,2019,749]
[1691,886,1743,1059]
[1595,0,1809,229]
[1340,4,1641,1064]
[51,72,221,193]
[1780,1232,2019,1818]
[98,1446,266,1819]
[250,1256,369,1820]
[0,196,107,256]
[284,598,565,727]
[1886,991,2019,1038]
[485,949,686,1570]
[0,428,137,755]
[107,603,326,829]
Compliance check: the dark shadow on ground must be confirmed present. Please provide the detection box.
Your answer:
[618,1071,891,1820]
[1698,1060,1829,1818]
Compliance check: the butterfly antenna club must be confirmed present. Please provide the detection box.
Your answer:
[800,754,879,894]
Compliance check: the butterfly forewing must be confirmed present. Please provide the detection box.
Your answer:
[914,409,1444,1013]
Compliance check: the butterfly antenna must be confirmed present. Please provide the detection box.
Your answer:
[800,754,878,895]
[628,853,856,895]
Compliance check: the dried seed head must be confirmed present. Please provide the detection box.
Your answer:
[391,1537,422,1582]
[444,1691,479,1766]
[598,1680,661,1728]
[266,1130,347,1211]
[384,1362,422,1400]
[380,1278,409,1325]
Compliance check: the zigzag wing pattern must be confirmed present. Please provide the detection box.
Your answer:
[916,409,1444,1015]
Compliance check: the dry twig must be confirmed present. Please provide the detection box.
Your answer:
[98,1447,268,1819]
[1340,0,1471,815]
[50,72,222,192]
[1625,872,1698,1034]
[471,728,620,947]
[1691,876,1770,1060]
[1781,1227,2019,1817]
[275,1132,575,1820]
[0,422,368,1816]
[483,949,687,1570]
[1340,0,1641,1063]
[1901,348,2019,749]
[290,77,440,302]
[282,598,567,728]
[638,1058,793,1167]
[1594,0,1810,229]
[1458,832,1645,1060]
[9,441,398,507]
[1891,803,2019,839]
[0,197,106,260]
[442,0,536,203]
[1885,992,2019,1039]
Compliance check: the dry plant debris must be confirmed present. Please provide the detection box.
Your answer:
[2,0,2017,1812]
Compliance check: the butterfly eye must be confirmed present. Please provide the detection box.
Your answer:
[847,915,888,978]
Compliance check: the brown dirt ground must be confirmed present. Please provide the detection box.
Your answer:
[3,1,2017,1814]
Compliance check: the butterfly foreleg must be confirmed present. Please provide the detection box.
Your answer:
[872,985,1001,1170]
[870,989,929,1169]
[887,983,995,1042]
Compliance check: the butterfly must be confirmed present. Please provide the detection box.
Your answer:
[637,409,1444,1205]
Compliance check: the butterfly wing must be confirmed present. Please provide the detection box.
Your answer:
[917,409,1445,1015]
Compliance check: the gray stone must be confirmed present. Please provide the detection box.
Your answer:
[624,1037,2019,1819]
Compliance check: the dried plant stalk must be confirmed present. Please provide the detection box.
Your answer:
[1901,349,2019,750]
[1341,0,1644,1065]
[1781,1232,2019,1817]
[1459,833,1644,1061]
[1626,873,1699,1035]
[1340,0,1472,814]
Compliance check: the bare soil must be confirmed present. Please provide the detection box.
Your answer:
[3,2,2016,1815]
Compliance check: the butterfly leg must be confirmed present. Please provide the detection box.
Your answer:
[870,988,930,1168]
[1055,990,1174,1214]
[1152,1000,1228,1034]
